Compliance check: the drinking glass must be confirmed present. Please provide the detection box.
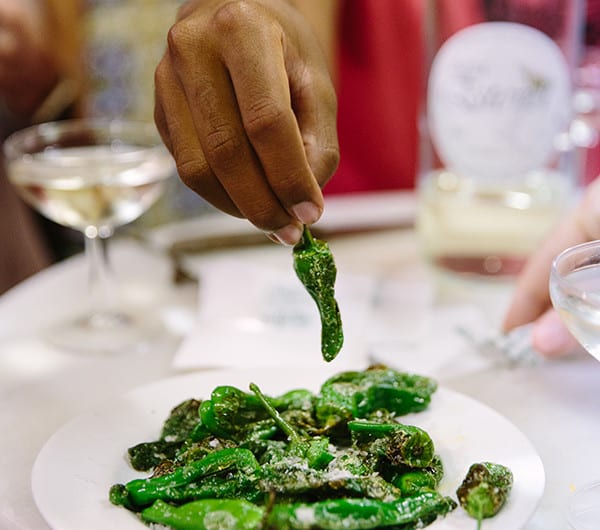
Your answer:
[550,240,600,528]
[3,119,176,354]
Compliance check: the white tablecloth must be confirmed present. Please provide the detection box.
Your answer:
[1,214,600,530]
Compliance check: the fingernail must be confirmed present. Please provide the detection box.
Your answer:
[272,224,302,246]
[291,202,321,225]
[266,233,281,244]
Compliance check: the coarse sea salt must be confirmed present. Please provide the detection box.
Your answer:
[294,506,316,525]
[324,468,356,481]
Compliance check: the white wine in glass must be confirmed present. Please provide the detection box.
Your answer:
[3,119,176,354]
[550,240,600,529]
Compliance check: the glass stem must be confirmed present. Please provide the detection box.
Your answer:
[85,230,118,317]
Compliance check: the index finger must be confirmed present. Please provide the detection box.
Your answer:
[219,4,326,218]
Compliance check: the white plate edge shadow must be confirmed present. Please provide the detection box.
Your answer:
[31,366,545,530]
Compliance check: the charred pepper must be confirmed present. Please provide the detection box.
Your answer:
[267,491,457,529]
[456,461,513,529]
[249,382,335,470]
[293,225,343,362]
[315,366,438,427]
[141,498,263,530]
[141,491,457,530]
[109,447,261,509]
[348,419,436,469]
[390,454,445,496]
[127,398,202,471]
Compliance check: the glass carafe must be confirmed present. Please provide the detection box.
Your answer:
[417,0,586,278]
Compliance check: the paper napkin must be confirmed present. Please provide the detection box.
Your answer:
[172,259,377,370]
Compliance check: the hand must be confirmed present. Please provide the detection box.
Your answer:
[154,0,339,245]
[503,177,600,356]
[0,0,59,117]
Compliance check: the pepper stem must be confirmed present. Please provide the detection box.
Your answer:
[302,225,315,245]
[249,383,301,443]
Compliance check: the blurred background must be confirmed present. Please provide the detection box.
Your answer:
[82,0,208,229]
[0,0,209,289]
[2,0,600,295]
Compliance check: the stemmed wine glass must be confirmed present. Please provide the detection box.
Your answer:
[3,119,176,354]
[550,240,600,529]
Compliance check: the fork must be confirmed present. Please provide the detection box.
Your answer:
[456,323,543,367]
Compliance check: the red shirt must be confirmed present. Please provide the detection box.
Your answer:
[327,0,424,194]
[327,0,480,194]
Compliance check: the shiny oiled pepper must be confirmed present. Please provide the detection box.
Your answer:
[249,382,335,470]
[128,398,203,471]
[315,366,438,426]
[109,447,261,509]
[198,386,268,440]
[141,492,457,530]
[197,386,318,442]
[272,388,316,411]
[348,419,435,469]
[260,460,402,502]
[390,454,445,496]
[141,498,263,530]
[109,367,458,529]
[293,225,343,362]
[456,461,513,529]
[394,471,437,496]
[266,491,457,529]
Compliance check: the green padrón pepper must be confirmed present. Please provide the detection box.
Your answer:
[249,382,335,470]
[456,461,513,529]
[293,225,343,362]
[128,398,202,471]
[108,367,467,530]
[267,492,457,529]
[109,447,261,509]
[141,493,457,530]
[142,498,263,530]
[315,366,438,426]
[348,419,435,468]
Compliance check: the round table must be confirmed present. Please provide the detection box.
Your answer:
[1,220,599,530]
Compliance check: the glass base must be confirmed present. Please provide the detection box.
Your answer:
[567,481,600,530]
[42,308,165,355]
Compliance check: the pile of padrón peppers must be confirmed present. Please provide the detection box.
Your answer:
[109,366,512,529]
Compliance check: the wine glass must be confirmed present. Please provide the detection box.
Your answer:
[3,118,176,355]
[549,240,600,529]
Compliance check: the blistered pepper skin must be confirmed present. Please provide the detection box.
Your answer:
[315,366,438,426]
[348,419,436,469]
[456,461,513,529]
[141,493,457,530]
[109,367,469,530]
[109,448,261,509]
[267,492,457,529]
[293,226,343,362]
[141,499,264,530]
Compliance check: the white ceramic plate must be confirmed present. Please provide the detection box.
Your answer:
[32,366,545,530]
